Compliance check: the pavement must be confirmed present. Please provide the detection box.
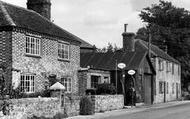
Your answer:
[67,100,190,119]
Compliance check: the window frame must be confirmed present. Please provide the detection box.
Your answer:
[58,42,70,60]
[20,74,35,93]
[25,36,41,56]
[166,61,171,72]
[159,81,164,94]
[61,77,72,93]
[90,75,101,89]
[158,59,164,71]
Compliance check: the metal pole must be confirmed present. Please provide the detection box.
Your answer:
[115,60,118,94]
[148,29,151,57]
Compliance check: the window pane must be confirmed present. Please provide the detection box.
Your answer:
[25,36,40,55]
[20,74,35,93]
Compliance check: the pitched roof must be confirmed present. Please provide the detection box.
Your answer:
[0,1,83,44]
[135,39,180,64]
[81,50,147,71]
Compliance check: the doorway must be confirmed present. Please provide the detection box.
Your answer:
[144,74,153,105]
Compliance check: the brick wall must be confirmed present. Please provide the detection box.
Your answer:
[0,31,12,92]
[78,69,111,95]
[11,28,80,94]
[78,70,88,96]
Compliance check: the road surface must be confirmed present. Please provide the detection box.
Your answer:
[103,103,190,119]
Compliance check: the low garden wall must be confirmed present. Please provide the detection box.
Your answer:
[92,95,124,112]
[0,98,60,119]
[0,96,80,119]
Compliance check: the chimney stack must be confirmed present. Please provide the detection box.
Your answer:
[122,24,135,52]
[27,0,51,20]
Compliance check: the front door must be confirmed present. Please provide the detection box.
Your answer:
[176,83,179,99]
[144,75,152,105]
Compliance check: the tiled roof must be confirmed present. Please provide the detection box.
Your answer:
[81,50,147,71]
[80,38,180,70]
[0,1,83,44]
[77,38,94,49]
[135,40,180,64]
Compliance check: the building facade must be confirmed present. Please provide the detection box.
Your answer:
[153,57,181,103]
[0,0,82,95]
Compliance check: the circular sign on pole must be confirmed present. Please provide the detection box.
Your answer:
[128,70,136,75]
[117,63,126,69]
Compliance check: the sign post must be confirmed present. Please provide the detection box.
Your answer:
[117,63,126,105]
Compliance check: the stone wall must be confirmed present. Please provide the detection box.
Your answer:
[11,28,80,94]
[64,95,80,116]
[1,98,60,119]
[92,95,124,112]
[0,96,80,119]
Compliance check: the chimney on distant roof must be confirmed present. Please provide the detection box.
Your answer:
[27,0,51,20]
[122,24,135,52]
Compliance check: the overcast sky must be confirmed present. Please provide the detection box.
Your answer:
[3,0,190,48]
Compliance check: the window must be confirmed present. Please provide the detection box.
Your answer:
[20,74,35,93]
[172,63,174,74]
[158,59,164,71]
[61,77,72,92]
[178,65,180,76]
[26,36,41,56]
[159,81,164,94]
[58,43,69,60]
[103,77,110,83]
[91,75,100,88]
[166,61,171,72]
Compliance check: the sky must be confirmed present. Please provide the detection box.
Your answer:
[2,0,190,48]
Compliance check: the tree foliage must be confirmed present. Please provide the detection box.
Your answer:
[96,43,120,53]
[138,0,190,89]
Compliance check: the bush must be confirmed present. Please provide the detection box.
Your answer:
[11,89,51,99]
[80,96,94,115]
[96,83,116,95]
[85,89,96,95]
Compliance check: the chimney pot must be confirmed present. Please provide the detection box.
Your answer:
[122,28,135,52]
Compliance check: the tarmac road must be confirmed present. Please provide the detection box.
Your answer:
[103,103,190,119]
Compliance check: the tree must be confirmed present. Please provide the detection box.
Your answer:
[97,43,120,53]
[138,0,190,89]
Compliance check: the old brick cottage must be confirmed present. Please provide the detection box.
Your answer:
[0,0,83,95]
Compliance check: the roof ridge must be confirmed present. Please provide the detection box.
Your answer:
[0,0,82,43]
[0,1,15,26]
[0,0,37,15]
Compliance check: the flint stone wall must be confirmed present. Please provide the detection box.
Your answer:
[93,95,124,112]
[0,98,60,119]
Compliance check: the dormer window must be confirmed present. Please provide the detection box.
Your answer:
[26,36,41,56]
[58,42,69,60]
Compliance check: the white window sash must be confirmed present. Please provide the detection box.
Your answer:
[25,36,41,56]
[58,43,70,60]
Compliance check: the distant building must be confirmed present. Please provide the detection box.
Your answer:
[80,26,181,104]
